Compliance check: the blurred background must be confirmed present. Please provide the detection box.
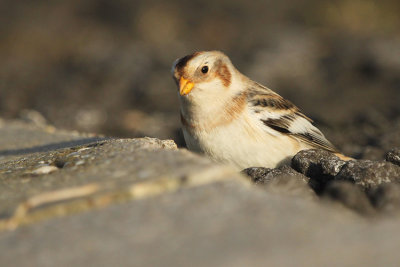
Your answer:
[1,0,399,158]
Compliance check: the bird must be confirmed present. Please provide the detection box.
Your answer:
[171,50,351,169]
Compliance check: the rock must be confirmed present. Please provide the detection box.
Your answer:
[242,165,308,184]
[0,178,371,267]
[0,123,239,225]
[385,148,400,166]
[322,181,375,215]
[31,166,59,175]
[242,167,271,184]
[19,110,49,128]
[129,137,178,150]
[335,160,400,191]
[320,157,347,177]
[291,149,346,192]
[369,183,400,214]
[242,166,316,199]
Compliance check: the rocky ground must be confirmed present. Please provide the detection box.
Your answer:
[1,119,400,266]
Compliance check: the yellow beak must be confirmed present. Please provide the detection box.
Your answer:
[179,77,194,96]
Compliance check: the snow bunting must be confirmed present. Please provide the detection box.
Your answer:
[172,50,351,169]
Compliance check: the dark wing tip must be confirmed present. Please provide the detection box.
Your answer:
[294,132,339,153]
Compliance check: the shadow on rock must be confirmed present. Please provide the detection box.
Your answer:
[0,137,110,157]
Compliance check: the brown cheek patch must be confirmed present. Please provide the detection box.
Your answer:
[217,64,231,87]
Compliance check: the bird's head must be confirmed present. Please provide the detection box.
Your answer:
[172,51,242,105]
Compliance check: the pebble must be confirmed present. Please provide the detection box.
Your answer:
[385,148,400,166]
[31,166,59,175]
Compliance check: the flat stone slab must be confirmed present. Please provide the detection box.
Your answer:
[0,139,240,230]
[1,180,399,267]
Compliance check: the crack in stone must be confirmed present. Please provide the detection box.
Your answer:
[0,166,245,231]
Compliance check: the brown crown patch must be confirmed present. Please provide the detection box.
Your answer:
[175,52,201,77]
[216,64,231,87]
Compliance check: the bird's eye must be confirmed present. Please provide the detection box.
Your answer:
[201,66,209,74]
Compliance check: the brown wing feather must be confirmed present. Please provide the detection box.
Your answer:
[248,82,338,153]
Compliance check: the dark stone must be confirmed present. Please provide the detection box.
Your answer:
[335,160,400,191]
[242,167,273,184]
[320,157,347,177]
[385,148,400,167]
[242,165,308,185]
[369,183,400,213]
[291,149,347,192]
[242,166,316,199]
[323,181,375,215]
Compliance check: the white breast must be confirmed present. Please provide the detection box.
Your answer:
[182,108,310,170]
